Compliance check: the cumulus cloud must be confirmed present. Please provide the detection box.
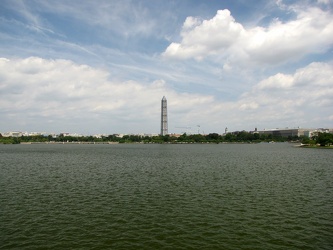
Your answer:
[163,6,333,66]
[235,62,333,127]
[255,62,333,90]
[0,57,331,134]
[255,73,294,90]
[0,57,214,134]
[163,10,243,60]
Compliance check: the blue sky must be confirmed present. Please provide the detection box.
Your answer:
[0,0,333,135]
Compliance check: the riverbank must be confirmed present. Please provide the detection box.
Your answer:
[295,143,333,149]
[20,141,119,145]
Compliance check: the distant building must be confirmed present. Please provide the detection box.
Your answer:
[304,128,332,138]
[257,128,324,138]
[2,131,23,137]
[161,96,168,136]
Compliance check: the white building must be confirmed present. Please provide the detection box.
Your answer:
[2,131,23,137]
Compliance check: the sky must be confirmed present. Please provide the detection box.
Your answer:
[0,0,333,135]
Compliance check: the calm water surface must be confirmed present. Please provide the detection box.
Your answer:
[1,143,332,249]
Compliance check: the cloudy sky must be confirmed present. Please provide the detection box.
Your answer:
[1,0,333,135]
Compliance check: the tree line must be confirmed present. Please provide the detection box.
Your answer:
[1,131,332,146]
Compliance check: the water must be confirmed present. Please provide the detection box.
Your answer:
[1,143,332,249]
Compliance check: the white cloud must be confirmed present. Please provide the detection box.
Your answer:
[0,57,332,134]
[293,62,333,87]
[235,62,333,126]
[239,102,259,111]
[0,57,215,134]
[183,16,202,30]
[163,6,333,67]
[317,0,331,5]
[255,62,333,91]
[256,73,294,90]
[163,10,244,60]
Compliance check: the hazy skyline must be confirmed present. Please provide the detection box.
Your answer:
[1,0,333,134]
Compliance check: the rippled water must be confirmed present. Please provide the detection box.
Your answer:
[1,143,332,249]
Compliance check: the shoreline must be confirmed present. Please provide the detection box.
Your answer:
[15,141,285,145]
[1,142,331,147]
[299,145,333,149]
[19,141,119,145]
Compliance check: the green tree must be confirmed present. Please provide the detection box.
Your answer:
[317,132,333,146]
[253,133,260,141]
[224,133,235,142]
[163,135,170,142]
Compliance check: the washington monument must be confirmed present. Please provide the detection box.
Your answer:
[161,96,168,136]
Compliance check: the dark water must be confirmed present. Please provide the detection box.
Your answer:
[1,143,332,249]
